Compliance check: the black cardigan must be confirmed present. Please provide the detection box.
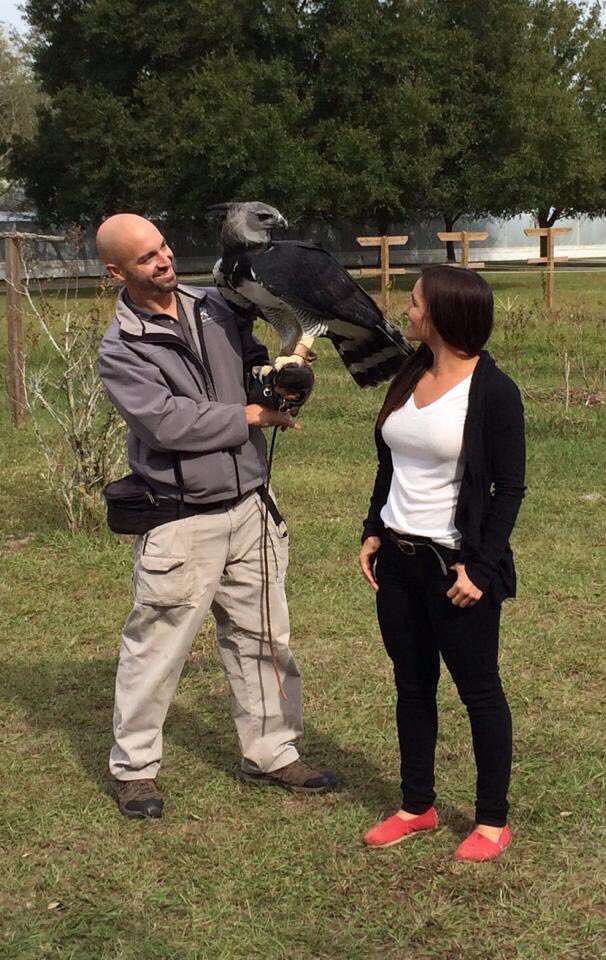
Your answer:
[362,351,526,602]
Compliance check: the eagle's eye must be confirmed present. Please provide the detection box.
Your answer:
[257,214,272,221]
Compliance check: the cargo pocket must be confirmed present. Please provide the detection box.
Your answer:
[134,553,192,607]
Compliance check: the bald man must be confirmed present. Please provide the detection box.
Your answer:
[97,214,335,818]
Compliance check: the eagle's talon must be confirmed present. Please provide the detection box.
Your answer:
[274,354,306,370]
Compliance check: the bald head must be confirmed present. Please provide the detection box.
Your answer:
[96,213,177,300]
[96,213,160,267]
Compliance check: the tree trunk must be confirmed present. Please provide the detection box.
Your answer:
[536,208,561,258]
[537,208,548,258]
[376,211,391,236]
[443,214,459,262]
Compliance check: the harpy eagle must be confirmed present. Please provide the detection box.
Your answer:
[210,201,412,387]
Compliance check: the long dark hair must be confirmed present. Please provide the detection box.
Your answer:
[376,266,493,428]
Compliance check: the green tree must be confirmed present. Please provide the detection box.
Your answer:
[511,0,606,245]
[0,27,42,181]
[13,0,321,223]
[13,0,436,226]
[396,0,606,259]
[12,85,141,222]
[136,53,324,221]
[301,0,434,226]
[416,0,531,258]
[12,55,322,223]
[11,0,606,237]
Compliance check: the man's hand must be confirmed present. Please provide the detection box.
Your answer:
[446,563,483,608]
[359,536,381,592]
[244,404,301,431]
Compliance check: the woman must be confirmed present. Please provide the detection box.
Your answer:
[359,266,525,862]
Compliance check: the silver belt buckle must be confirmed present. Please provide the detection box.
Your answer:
[397,539,416,555]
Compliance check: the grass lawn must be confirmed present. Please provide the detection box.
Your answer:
[0,271,605,959]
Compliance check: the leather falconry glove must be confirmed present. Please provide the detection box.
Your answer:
[249,362,315,414]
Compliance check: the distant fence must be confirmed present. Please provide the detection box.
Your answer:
[1,213,605,281]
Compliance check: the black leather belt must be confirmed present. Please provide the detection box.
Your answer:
[385,527,459,575]
[179,485,262,517]
[178,484,284,525]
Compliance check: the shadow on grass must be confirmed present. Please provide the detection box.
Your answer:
[2,656,474,836]
[0,656,481,828]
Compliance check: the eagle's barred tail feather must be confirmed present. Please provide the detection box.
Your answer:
[329,323,413,388]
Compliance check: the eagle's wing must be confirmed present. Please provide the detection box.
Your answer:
[252,242,383,328]
[220,249,305,353]
[248,241,413,387]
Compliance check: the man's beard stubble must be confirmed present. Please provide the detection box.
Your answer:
[151,268,178,293]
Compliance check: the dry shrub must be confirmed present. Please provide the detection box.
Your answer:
[23,274,125,532]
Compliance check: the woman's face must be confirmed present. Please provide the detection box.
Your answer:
[404,279,432,342]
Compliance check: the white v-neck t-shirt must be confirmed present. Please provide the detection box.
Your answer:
[380,375,472,548]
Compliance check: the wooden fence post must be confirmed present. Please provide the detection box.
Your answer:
[2,231,67,428]
[355,235,409,310]
[436,231,488,269]
[524,226,572,309]
[5,237,26,428]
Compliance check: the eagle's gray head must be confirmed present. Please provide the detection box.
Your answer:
[207,201,288,250]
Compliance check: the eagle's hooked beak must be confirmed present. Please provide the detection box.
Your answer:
[275,213,288,230]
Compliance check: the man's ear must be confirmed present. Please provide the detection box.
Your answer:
[105,261,126,283]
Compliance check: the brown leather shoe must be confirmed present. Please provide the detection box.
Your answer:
[113,778,164,819]
[240,758,337,794]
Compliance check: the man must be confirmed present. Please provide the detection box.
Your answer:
[97,213,335,818]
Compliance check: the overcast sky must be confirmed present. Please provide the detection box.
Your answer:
[0,0,25,33]
[0,0,22,28]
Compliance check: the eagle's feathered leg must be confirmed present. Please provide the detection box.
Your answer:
[274,334,316,370]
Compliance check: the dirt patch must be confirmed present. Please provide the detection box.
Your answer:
[2,534,35,554]
[524,387,605,406]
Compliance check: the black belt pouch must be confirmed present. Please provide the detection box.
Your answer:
[102,474,180,535]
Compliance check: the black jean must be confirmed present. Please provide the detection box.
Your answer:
[375,537,512,827]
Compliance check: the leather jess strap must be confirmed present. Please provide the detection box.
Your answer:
[257,485,284,527]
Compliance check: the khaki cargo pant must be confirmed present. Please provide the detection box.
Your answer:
[109,489,303,781]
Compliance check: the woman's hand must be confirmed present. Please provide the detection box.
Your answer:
[359,536,381,592]
[447,563,483,608]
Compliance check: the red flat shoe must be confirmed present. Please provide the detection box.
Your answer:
[454,825,512,862]
[363,807,439,847]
